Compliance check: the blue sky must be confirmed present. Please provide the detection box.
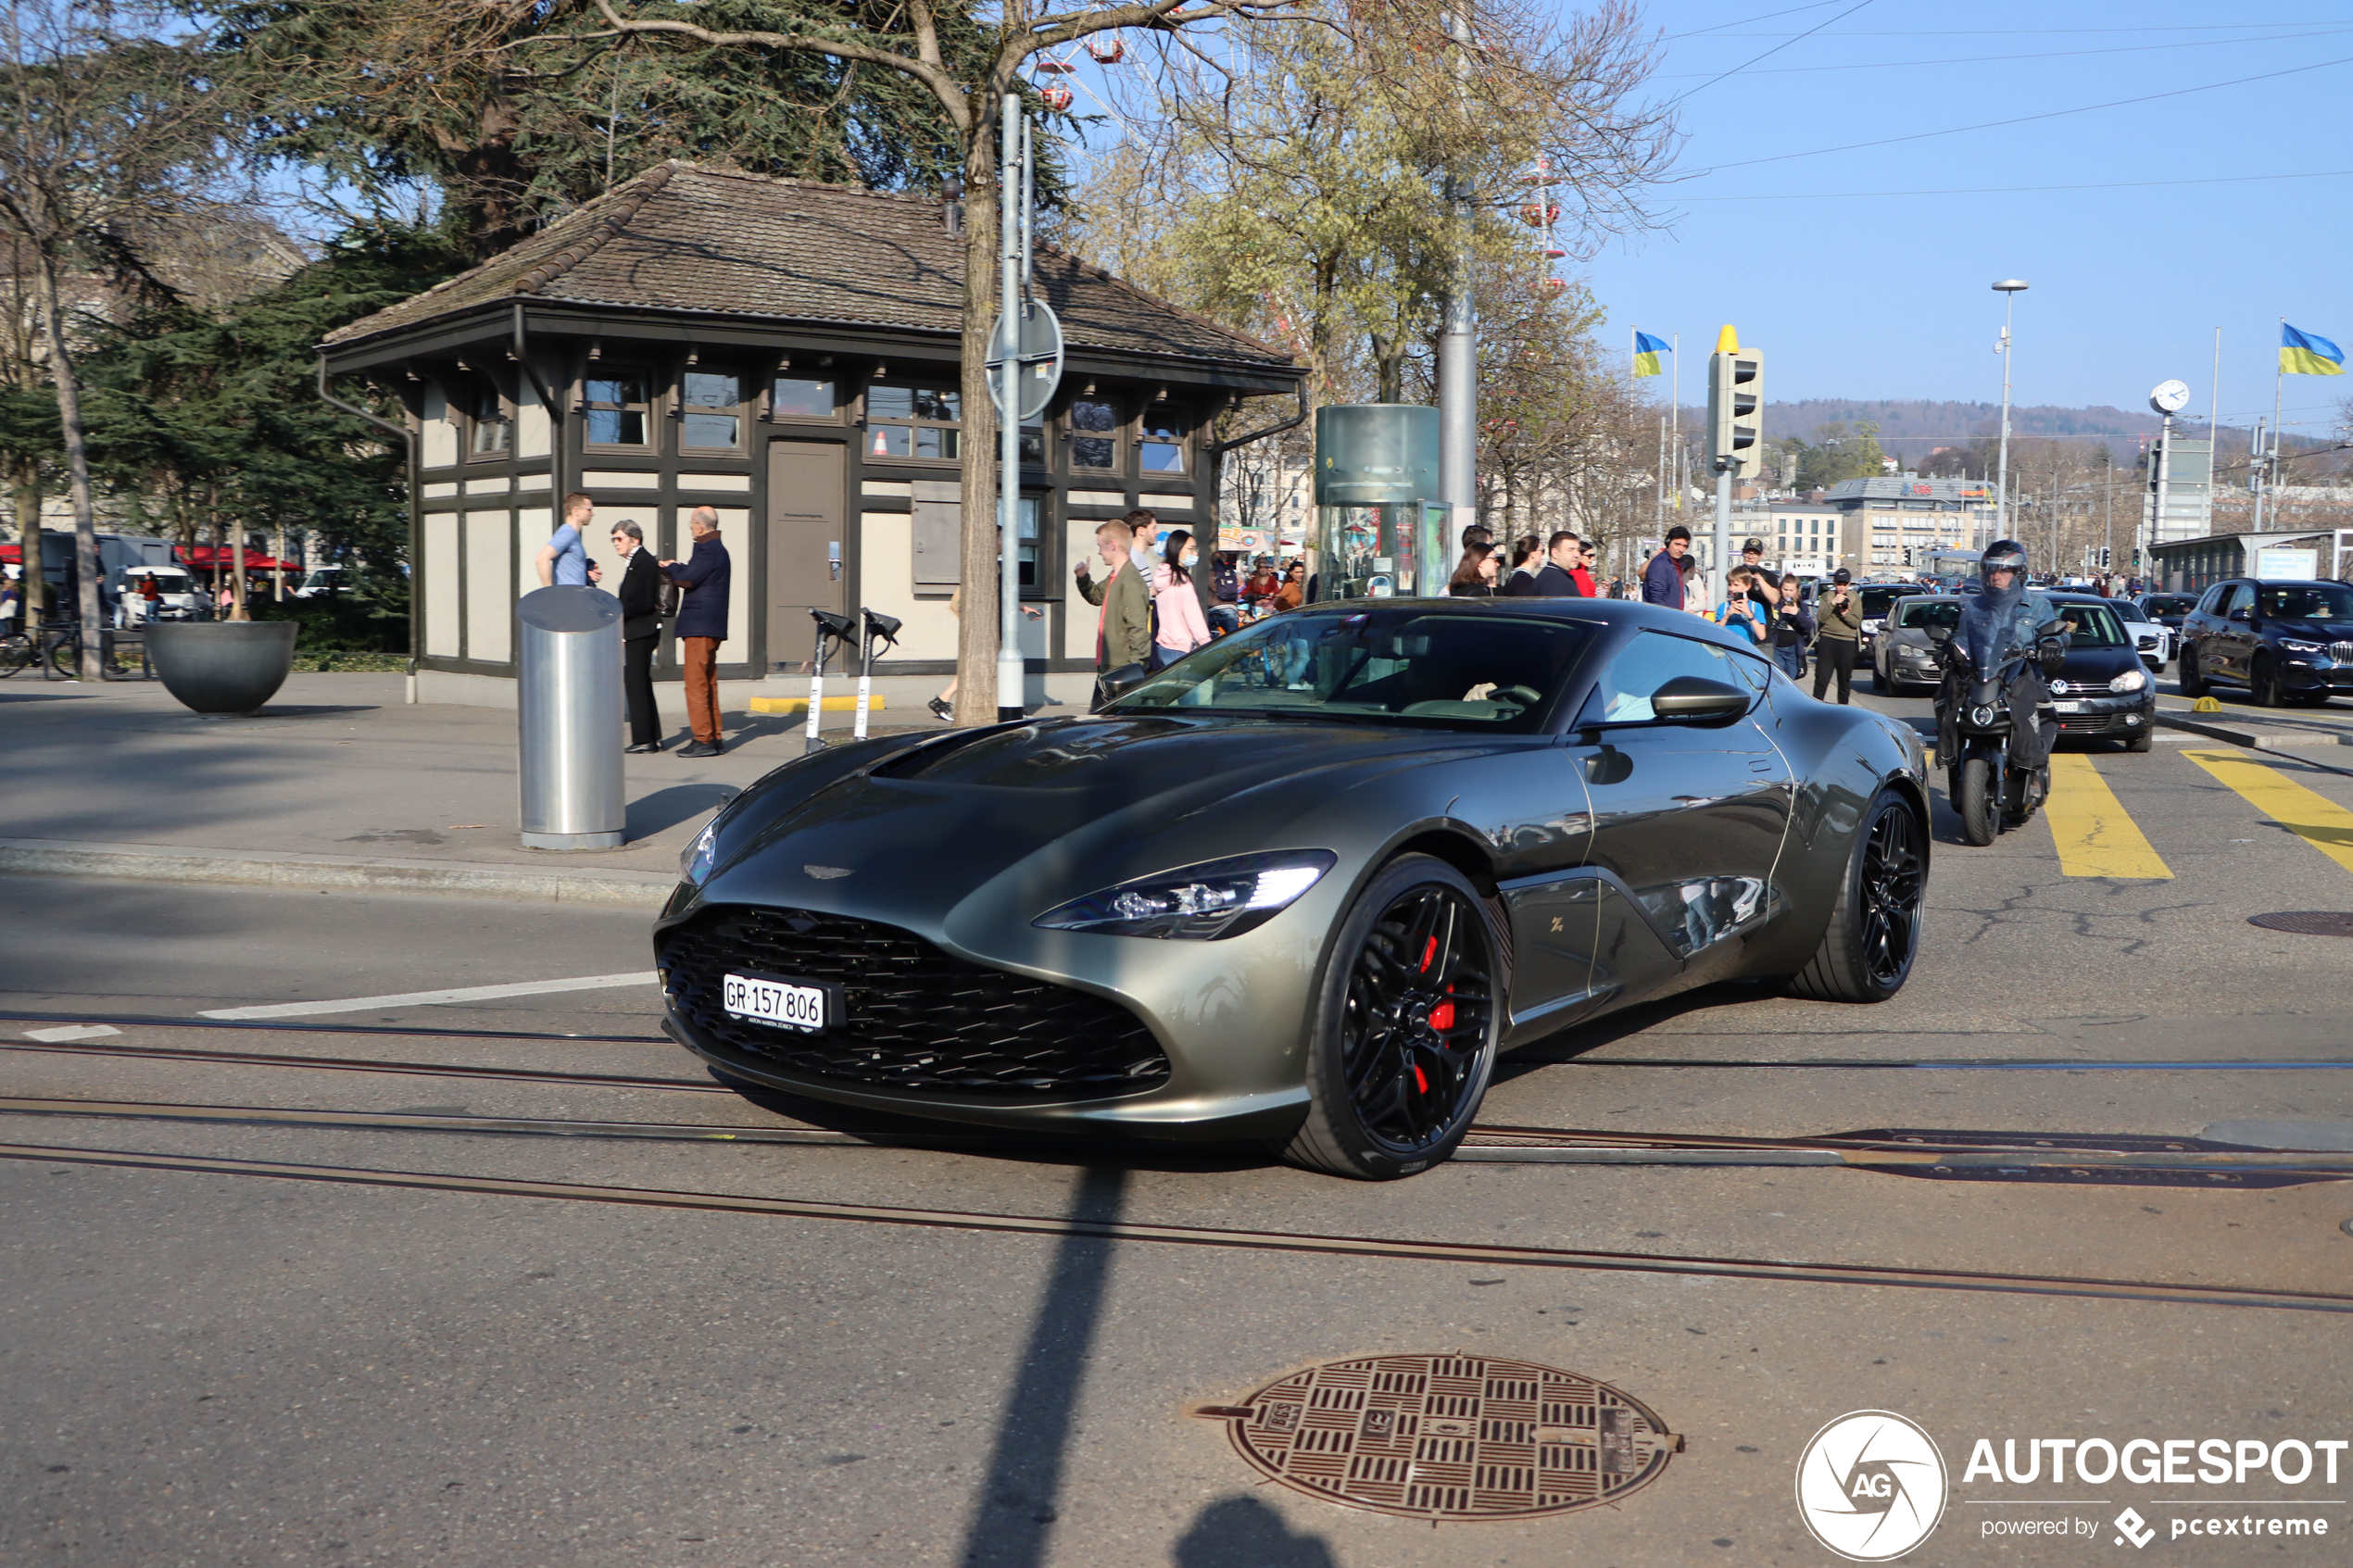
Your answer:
[1582,0,2352,440]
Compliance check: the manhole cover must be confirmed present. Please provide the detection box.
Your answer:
[2249,911,2353,937]
[1194,1354,1680,1522]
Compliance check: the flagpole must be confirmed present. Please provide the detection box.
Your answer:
[1669,332,1680,512]
[1655,412,1666,534]
[2260,317,2284,533]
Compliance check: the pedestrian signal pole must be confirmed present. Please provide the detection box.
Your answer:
[1705,326,1763,606]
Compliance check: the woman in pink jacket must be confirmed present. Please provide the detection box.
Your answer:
[1151,530,1213,670]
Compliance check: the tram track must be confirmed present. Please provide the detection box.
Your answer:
[1,1136,2345,1315]
[1,1089,2347,1186]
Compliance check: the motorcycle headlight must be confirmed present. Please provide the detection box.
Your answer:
[1034,849,1338,939]
[2280,638,2325,654]
[680,819,720,885]
[2108,668,2147,693]
[1968,704,1997,728]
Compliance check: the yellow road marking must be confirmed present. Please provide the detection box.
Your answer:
[2043,753,2173,878]
[2182,748,2353,876]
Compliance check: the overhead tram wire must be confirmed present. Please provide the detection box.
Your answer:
[1701,54,2353,171]
[1663,1,1849,42]
[1653,25,2353,78]
[1658,0,1878,107]
[1672,168,2353,203]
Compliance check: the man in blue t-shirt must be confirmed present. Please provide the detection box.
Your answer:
[535,492,596,587]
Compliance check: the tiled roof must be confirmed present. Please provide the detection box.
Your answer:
[324,161,1295,372]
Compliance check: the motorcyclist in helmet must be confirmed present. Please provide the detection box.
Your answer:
[1938,539,2064,771]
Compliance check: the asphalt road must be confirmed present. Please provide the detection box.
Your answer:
[7,690,2353,1566]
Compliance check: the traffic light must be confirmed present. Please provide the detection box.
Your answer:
[1705,325,1764,480]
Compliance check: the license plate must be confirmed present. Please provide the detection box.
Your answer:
[724,972,826,1032]
[2052,700,2080,713]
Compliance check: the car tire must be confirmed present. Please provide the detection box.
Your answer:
[1786,786,1926,1004]
[2124,724,2154,753]
[2250,653,2281,708]
[1277,853,1501,1181]
[2178,644,2208,697]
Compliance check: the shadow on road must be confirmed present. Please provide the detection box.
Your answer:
[1172,1496,1339,1567]
[625,782,738,840]
[958,1164,1127,1568]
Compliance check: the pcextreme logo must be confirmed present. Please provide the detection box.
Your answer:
[1795,1411,1950,1562]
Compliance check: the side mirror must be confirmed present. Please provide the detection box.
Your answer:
[1092,662,1150,711]
[2229,606,2251,622]
[2037,633,2068,666]
[1649,675,1752,724]
[1926,624,1953,644]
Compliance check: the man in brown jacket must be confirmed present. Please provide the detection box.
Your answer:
[1076,520,1152,671]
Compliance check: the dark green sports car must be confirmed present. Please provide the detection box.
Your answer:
[655,597,1931,1179]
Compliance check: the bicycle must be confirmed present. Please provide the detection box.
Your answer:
[0,619,77,679]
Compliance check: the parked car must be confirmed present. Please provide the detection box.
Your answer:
[2103,594,2172,671]
[293,566,344,598]
[116,565,200,624]
[655,598,1931,1179]
[1871,594,1962,696]
[2178,579,2353,707]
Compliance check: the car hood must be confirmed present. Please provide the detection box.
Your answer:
[2051,643,2142,686]
[2271,620,2353,641]
[690,715,1498,934]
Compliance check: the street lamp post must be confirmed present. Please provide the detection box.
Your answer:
[1992,280,2028,546]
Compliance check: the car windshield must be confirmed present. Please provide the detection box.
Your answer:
[2053,605,2131,648]
[1895,599,1962,630]
[2109,599,2152,622]
[2255,584,2353,621]
[2143,595,2196,615]
[1109,608,1592,731]
[1857,585,1907,618]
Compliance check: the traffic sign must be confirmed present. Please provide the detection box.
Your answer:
[986,299,1063,420]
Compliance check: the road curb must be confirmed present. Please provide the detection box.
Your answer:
[0,837,676,908]
[2155,713,2350,751]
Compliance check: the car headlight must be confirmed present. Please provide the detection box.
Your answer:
[2281,638,2325,654]
[1034,849,1338,939]
[680,819,720,885]
[2108,668,2147,693]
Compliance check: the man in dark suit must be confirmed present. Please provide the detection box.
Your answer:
[661,507,732,757]
[1529,531,1586,596]
[610,520,664,752]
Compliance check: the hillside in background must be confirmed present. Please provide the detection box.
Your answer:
[1670,398,2276,465]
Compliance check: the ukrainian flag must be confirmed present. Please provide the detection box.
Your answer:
[2281,323,2345,376]
[1633,332,1668,378]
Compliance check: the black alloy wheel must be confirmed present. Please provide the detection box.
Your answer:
[1280,854,1499,1180]
[2178,643,2208,697]
[1789,786,1928,1003]
[2250,653,2283,708]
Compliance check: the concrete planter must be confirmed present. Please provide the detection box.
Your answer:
[145,621,299,715]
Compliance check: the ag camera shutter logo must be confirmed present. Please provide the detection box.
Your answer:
[1795,1411,1948,1561]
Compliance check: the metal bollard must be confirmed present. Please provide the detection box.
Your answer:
[518,585,624,850]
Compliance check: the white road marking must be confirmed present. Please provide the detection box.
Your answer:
[23,1024,122,1043]
[197,972,661,1021]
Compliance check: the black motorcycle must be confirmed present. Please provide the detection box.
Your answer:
[1927,623,2066,846]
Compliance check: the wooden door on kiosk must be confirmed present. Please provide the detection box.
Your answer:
[767,438,846,671]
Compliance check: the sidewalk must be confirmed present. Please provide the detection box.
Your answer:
[0,673,1072,906]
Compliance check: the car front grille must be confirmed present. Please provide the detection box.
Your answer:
[2332,641,2353,663]
[2057,709,2141,733]
[658,903,1171,1098]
